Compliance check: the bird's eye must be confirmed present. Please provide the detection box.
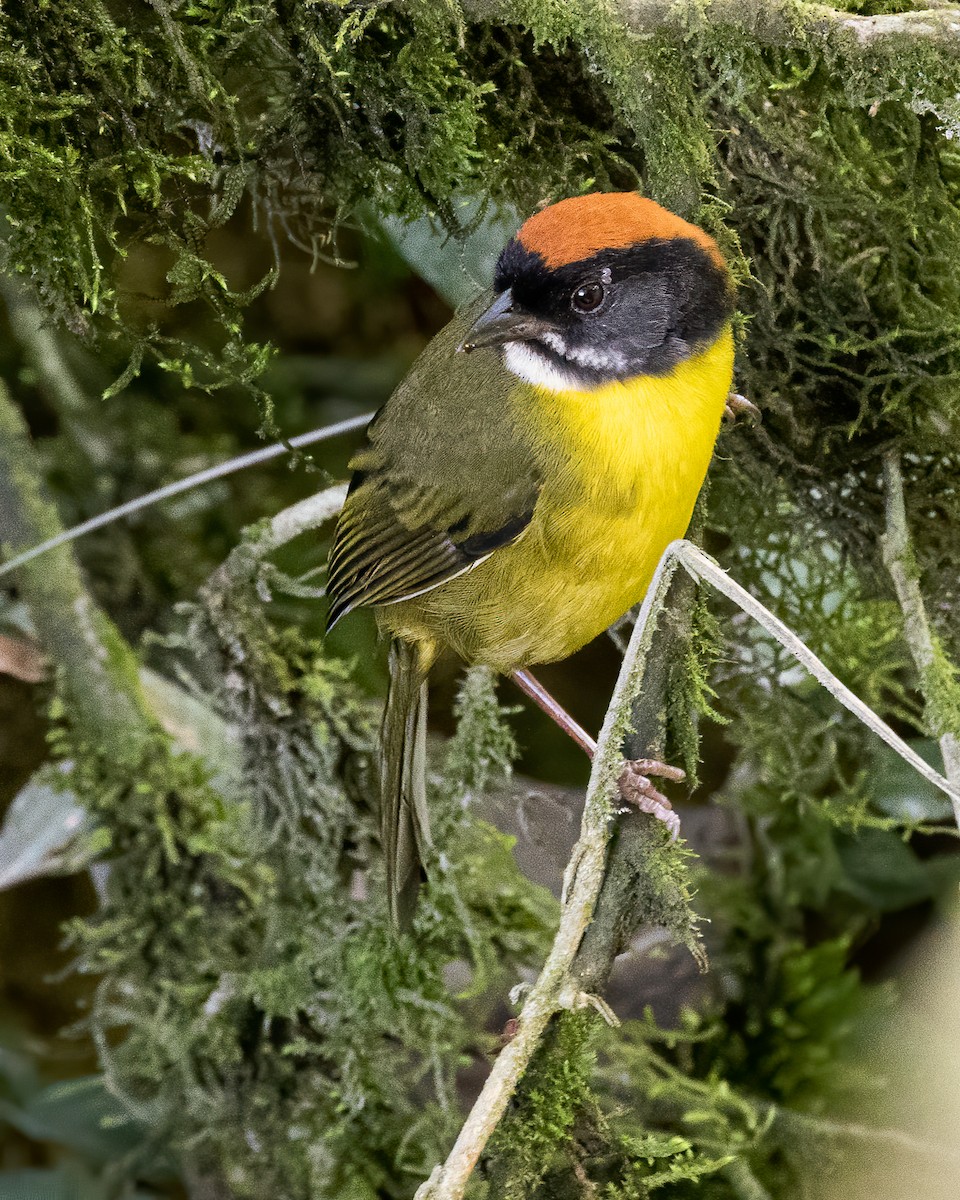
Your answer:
[571,281,605,313]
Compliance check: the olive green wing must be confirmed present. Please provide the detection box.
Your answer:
[326,293,542,632]
[325,481,535,630]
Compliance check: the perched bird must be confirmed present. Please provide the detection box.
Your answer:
[327,192,736,925]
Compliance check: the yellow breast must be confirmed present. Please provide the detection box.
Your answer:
[384,327,734,672]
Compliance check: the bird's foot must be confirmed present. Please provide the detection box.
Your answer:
[617,758,686,841]
[723,391,761,422]
[498,1017,520,1047]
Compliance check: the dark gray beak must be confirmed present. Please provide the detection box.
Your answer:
[458,288,558,353]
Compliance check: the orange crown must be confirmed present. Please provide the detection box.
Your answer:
[517,193,726,271]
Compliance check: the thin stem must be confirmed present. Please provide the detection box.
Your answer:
[674,541,960,813]
[0,414,371,580]
[767,1104,960,1163]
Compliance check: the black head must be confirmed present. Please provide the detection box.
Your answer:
[459,193,735,391]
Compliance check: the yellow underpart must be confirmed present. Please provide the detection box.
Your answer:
[382,326,735,672]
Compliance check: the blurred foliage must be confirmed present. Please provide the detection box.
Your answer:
[0,1,959,1198]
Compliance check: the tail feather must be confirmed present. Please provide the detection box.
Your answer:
[381,638,434,927]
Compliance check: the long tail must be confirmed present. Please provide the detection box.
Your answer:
[380,638,435,928]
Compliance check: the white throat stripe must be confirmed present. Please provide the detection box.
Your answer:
[502,342,582,393]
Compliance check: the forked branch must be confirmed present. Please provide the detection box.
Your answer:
[416,538,960,1200]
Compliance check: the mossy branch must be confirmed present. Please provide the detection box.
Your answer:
[0,276,107,462]
[470,1,960,65]
[881,449,960,819]
[573,566,699,995]
[216,483,349,580]
[417,548,691,1200]
[0,376,145,743]
[616,1,960,46]
[417,536,960,1198]
[199,483,348,654]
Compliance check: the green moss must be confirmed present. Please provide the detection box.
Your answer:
[485,1010,599,1199]
[920,636,960,741]
[442,666,517,801]
[667,588,729,787]
[48,572,557,1195]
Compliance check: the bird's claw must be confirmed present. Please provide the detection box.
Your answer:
[723,391,761,422]
[617,758,685,841]
[509,981,532,1007]
[558,984,621,1027]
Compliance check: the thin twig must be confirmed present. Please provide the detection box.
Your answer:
[768,1103,960,1164]
[203,483,349,605]
[674,540,960,812]
[248,484,350,559]
[0,415,371,580]
[880,450,960,822]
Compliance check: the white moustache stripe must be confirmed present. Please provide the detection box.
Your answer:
[565,342,628,371]
[502,342,582,393]
[503,339,627,390]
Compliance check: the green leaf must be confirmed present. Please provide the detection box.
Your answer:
[0,1170,87,1200]
[834,828,947,911]
[869,739,954,823]
[0,774,93,890]
[0,1076,146,1162]
[0,1168,155,1200]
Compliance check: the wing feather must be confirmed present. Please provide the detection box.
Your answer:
[326,485,533,630]
[324,293,544,632]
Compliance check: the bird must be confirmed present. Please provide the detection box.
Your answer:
[326,191,736,926]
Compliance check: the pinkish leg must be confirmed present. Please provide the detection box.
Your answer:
[510,670,686,840]
[510,669,597,758]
